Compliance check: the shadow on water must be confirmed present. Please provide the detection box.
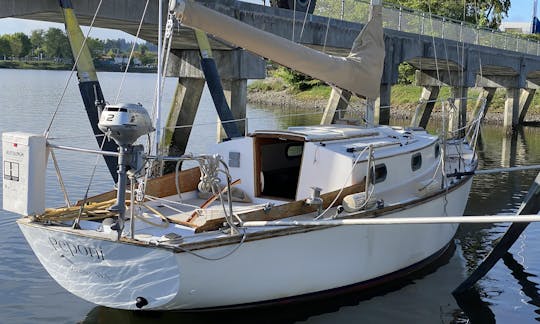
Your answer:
[82,244,458,324]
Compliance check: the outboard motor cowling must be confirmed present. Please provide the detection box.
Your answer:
[98,103,154,145]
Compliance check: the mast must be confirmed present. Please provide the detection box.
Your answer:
[155,0,163,157]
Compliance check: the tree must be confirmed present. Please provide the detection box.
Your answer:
[44,28,72,60]
[30,29,45,56]
[86,37,104,58]
[9,32,32,58]
[138,44,148,56]
[384,0,510,29]
[0,35,11,59]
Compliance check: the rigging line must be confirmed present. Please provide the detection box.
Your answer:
[299,0,313,42]
[171,229,247,261]
[158,13,176,106]
[50,149,71,208]
[442,27,453,87]
[72,129,110,229]
[426,1,441,87]
[458,0,466,88]
[292,0,296,41]
[44,0,104,138]
[114,0,150,104]
[322,16,330,53]
[314,145,371,220]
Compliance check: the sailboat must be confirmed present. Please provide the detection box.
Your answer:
[2,0,480,310]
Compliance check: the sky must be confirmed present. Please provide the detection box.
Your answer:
[0,0,535,39]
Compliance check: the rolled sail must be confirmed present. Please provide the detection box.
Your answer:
[171,0,385,99]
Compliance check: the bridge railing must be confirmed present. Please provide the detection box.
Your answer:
[314,0,540,56]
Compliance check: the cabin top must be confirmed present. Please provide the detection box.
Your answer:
[250,125,379,142]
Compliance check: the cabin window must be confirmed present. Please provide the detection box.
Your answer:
[434,144,440,158]
[411,153,422,171]
[371,164,387,184]
[286,143,303,159]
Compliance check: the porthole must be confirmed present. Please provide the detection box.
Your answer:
[411,152,422,172]
[434,144,440,158]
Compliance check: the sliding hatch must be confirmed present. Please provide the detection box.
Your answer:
[253,134,305,200]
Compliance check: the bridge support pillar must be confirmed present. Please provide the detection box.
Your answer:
[472,87,496,120]
[162,49,265,167]
[217,79,247,141]
[504,88,520,133]
[448,87,468,137]
[410,86,440,129]
[162,77,205,173]
[375,84,391,125]
[518,88,536,124]
[321,88,352,125]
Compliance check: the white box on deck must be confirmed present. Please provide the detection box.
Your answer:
[2,132,47,216]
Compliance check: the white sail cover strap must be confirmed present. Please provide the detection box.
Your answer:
[172,0,385,99]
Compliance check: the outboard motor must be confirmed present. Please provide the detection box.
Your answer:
[98,103,154,146]
[98,103,154,236]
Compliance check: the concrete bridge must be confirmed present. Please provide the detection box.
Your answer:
[2,0,539,154]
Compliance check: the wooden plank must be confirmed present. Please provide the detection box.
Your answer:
[195,180,365,233]
[81,167,201,205]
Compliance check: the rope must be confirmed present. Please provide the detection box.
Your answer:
[44,0,104,138]
[114,0,150,103]
[299,0,312,42]
[170,230,247,261]
[323,17,331,53]
[426,2,441,86]
[73,129,111,228]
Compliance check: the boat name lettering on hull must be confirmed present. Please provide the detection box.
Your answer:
[48,237,105,261]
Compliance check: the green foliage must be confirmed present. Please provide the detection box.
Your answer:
[8,32,32,58]
[398,62,415,85]
[384,0,510,29]
[0,35,11,58]
[44,28,72,59]
[272,66,324,92]
[86,37,104,58]
[295,85,332,100]
[315,0,369,21]
[248,78,287,92]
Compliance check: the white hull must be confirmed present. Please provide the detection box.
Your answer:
[18,176,472,310]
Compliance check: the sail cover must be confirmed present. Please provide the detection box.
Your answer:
[172,0,385,99]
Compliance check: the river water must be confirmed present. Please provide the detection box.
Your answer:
[1,69,540,323]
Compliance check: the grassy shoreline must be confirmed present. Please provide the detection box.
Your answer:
[248,78,540,123]
[0,60,156,73]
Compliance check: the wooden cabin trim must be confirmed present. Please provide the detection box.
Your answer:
[79,167,201,205]
[186,174,474,251]
[195,180,366,233]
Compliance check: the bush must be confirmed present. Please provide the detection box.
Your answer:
[272,66,324,92]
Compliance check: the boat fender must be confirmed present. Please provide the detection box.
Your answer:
[342,192,377,212]
[135,296,148,309]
